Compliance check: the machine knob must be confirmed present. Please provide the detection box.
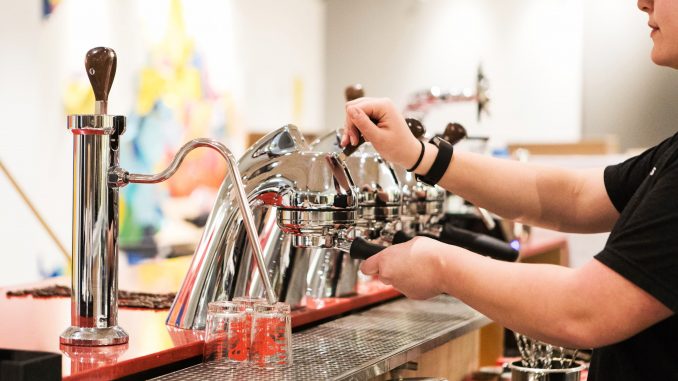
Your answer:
[406,118,426,139]
[345,84,365,102]
[85,47,117,114]
[442,122,467,146]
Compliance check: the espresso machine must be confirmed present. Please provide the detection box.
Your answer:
[289,84,518,303]
[62,47,518,342]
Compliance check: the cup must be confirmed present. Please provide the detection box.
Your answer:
[232,296,267,311]
[233,297,266,358]
[250,302,293,368]
[509,359,586,381]
[203,301,250,368]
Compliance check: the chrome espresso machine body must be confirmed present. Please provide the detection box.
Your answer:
[63,47,517,343]
[298,128,403,300]
[167,126,360,329]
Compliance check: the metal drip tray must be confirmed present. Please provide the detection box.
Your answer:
[152,295,489,381]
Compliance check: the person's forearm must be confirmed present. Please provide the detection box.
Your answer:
[434,248,590,348]
[413,144,610,232]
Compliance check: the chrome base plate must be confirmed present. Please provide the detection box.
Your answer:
[60,325,129,346]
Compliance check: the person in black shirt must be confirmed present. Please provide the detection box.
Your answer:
[339,0,677,379]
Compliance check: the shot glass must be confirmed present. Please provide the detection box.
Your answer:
[203,301,250,368]
[231,297,266,360]
[232,296,267,311]
[250,302,292,368]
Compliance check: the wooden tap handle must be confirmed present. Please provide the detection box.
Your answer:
[85,47,117,103]
[442,122,467,145]
[406,118,426,139]
[344,84,365,102]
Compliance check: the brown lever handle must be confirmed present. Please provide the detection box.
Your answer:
[342,84,426,158]
[345,84,365,102]
[406,118,426,139]
[441,122,467,146]
[341,84,367,158]
[85,47,117,114]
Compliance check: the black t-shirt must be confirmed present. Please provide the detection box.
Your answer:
[588,132,678,380]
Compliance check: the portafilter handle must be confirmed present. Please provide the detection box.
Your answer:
[346,237,388,260]
[346,226,520,262]
[393,225,519,262]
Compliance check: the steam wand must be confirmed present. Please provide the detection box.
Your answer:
[117,139,278,304]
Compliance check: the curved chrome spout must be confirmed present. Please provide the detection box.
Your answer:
[167,125,358,329]
[125,138,277,304]
[126,139,227,184]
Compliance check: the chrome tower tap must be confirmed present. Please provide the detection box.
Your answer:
[60,47,128,346]
[61,47,271,345]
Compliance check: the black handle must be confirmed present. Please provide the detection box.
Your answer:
[391,226,519,262]
[342,84,369,158]
[438,224,519,262]
[341,134,366,158]
[349,237,387,260]
[393,230,415,245]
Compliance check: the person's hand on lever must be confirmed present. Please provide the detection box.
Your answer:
[360,236,451,300]
[341,97,424,170]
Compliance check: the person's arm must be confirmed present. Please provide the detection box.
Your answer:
[343,98,619,233]
[437,152,616,233]
[360,236,673,349]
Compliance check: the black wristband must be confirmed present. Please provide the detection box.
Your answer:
[407,140,425,172]
[416,137,453,185]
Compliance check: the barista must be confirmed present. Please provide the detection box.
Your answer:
[341,1,678,379]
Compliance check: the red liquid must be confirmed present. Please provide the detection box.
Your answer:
[250,316,288,366]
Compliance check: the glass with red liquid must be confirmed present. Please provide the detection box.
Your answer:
[250,302,293,368]
[231,297,266,361]
[203,301,250,368]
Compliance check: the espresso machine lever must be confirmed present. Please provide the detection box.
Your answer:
[61,47,272,346]
[346,226,519,262]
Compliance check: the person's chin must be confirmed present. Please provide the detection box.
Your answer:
[650,49,678,69]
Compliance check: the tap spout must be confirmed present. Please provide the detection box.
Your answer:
[126,138,278,304]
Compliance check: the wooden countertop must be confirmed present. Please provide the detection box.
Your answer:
[0,233,566,380]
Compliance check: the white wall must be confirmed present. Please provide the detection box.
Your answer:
[324,0,583,146]
[0,0,73,285]
[232,0,326,133]
[0,0,326,286]
[582,0,678,150]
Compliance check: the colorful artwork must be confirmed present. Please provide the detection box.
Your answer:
[42,0,61,19]
[119,0,237,255]
[63,0,239,259]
